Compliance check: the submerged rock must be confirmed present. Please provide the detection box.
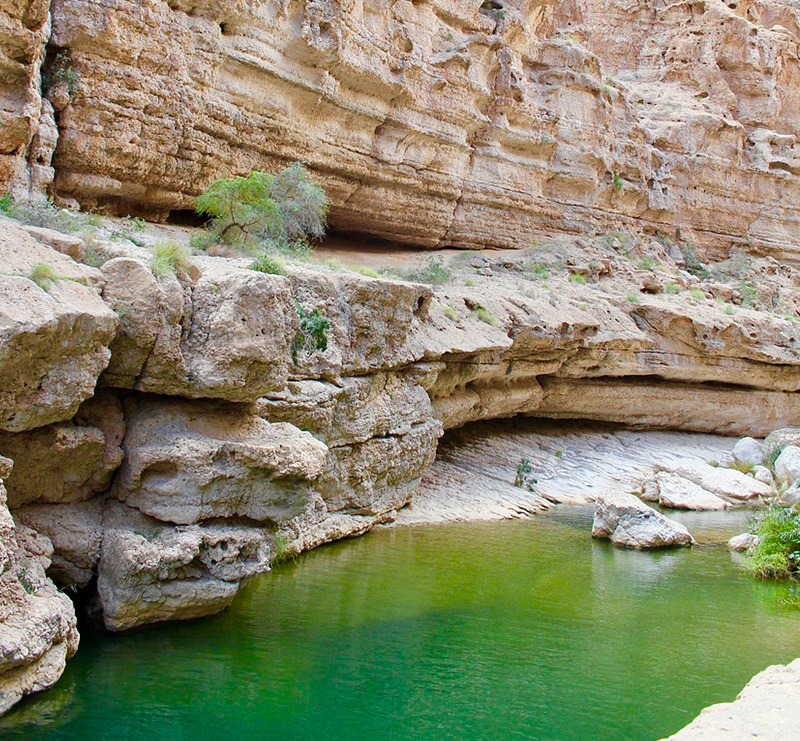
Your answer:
[642,472,728,511]
[592,491,695,549]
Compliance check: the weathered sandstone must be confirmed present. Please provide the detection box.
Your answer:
[592,490,695,549]
[641,472,728,511]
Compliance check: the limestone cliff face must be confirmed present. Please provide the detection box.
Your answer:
[3,0,797,257]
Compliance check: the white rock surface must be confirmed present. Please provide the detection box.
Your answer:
[592,491,695,549]
[728,533,759,552]
[780,482,800,507]
[642,472,728,511]
[732,437,766,467]
[661,658,800,740]
[753,465,774,485]
[774,445,800,486]
[660,461,773,502]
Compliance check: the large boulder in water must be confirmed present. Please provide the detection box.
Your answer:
[592,491,695,549]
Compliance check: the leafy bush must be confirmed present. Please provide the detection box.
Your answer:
[402,257,451,286]
[689,288,705,301]
[195,163,328,252]
[626,293,640,304]
[473,307,496,325]
[250,253,286,275]
[681,243,710,279]
[291,303,331,362]
[613,172,624,192]
[1,196,86,233]
[515,458,537,492]
[568,273,587,285]
[665,282,681,294]
[747,506,800,579]
[45,51,79,93]
[150,241,193,279]
[525,262,549,280]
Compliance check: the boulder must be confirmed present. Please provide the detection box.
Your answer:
[642,472,728,511]
[96,502,272,631]
[0,222,117,431]
[732,437,766,467]
[780,482,800,507]
[774,445,800,486]
[753,465,774,485]
[101,257,297,401]
[728,533,759,552]
[113,396,328,525]
[0,456,79,715]
[660,461,773,502]
[764,428,800,459]
[592,491,695,549]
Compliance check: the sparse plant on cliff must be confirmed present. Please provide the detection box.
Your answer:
[626,293,640,304]
[291,302,331,363]
[665,282,681,294]
[16,569,36,595]
[150,241,193,279]
[45,50,80,94]
[568,273,587,285]
[473,306,496,325]
[443,306,458,321]
[729,460,754,474]
[402,257,451,286]
[746,506,800,580]
[351,265,381,278]
[612,172,624,192]
[525,262,549,281]
[195,163,329,253]
[689,288,706,301]
[515,458,537,492]
[250,253,286,276]
[681,243,710,279]
[28,263,60,289]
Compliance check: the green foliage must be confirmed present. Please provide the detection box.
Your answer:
[681,243,710,279]
[525,262,549,281]
[612,172,624,192]
[16,569,36,594]
[473,307,496,325]
[402,257,452,286]
[689,288,706,301]
[723,304,737,316]
[250,253,286,275]
[271,535,295,565]
[45,51,79,93]
[443,306,458,321]
[747,506,800,580]
[195,163,329,252]
[0,193,12,214]
[150,241,193,279]
[665,282,681,294]
[729,460,754,474]
[637,257,655,270]
[514,458,537,492]
[568,273,587,285]
[626,293,640,304]
[28,262,60,289]
[352,265,380,278]
[463,279,476,287]
[739,280,760,307]
[292,303,331,362]
[1,196,86,233]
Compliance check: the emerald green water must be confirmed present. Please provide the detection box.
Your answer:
[5,508,800,741]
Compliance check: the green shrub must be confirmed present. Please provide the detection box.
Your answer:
[403,257,451,286]
[443,306,458,321]
[739,280,760,307]
[44,51,79,94]
[250,253,286,275]
[613,172,624,192]
[665,282,681,294]
[352,265,380,278]
[626,293,640,304]
[681,244,710,279]
[568,273,587,285]
[747,506,800,579]
[150,241,193,278]
[723,304,737,316]
[195,163,328,252]
[689,288,706,301]
[525,262,549,280]
[638,257,655,270]
[728,460,753,474]
[515,458,537,492]
[291,303,331,362]
[473,307,496,325]
[28,263,60,289]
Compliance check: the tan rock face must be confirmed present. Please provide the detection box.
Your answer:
[0,456,80,715]
[7,0,790,257]
[0,220,118,432]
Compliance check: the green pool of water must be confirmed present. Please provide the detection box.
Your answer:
[5,508,800,741]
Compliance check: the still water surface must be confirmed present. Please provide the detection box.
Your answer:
[5,508,800,741]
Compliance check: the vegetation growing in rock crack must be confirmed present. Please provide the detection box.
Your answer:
[194,163,329,255]
[291,302,331,362]
[746,506,800,580]
[514,457,537,492]
[28,263,60,289]
[150,241,193,279]
[44,50,80,93]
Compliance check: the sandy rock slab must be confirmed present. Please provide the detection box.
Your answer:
[113,396,328,525]
[97,502,273,632]
[659,461,773,503]
[592,491,694,549]
[0,220,117,431]
[0,456,79,716]
[661,658,800,740]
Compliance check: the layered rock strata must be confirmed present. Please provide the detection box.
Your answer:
[3,214,800,712]
[4,0,800,257]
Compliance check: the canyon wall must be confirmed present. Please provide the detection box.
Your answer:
[3,0,800,257]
